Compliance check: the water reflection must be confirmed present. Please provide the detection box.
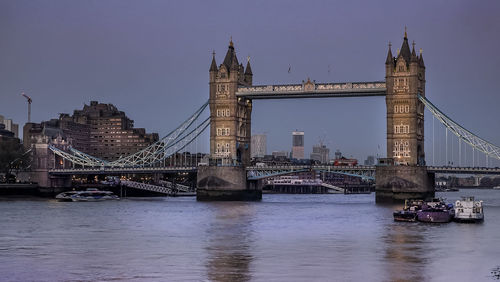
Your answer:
[383,222,429,282]
[205,202,255,282]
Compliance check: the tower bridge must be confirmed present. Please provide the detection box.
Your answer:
[43,31,500,202]
[197,31,430,202]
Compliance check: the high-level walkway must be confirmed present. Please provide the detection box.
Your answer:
[236,81,386,99]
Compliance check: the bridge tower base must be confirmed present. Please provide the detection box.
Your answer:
[375,166,435,203]
[196,166,262,201]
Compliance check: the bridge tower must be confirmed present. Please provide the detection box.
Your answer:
[385,30,425,165]
[197,40,261,200]
[376,30,435,202]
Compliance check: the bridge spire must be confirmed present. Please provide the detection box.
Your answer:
[411,40,418,62]
[245,56,253,75]
[419,48,425,67]
[398,27,411,62]
[385,41,393,65]
[223,38,238,72]
[210,50,218,72]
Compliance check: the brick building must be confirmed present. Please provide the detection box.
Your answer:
[24,101,158,162]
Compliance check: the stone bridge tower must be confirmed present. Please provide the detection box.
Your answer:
[385,30,426,166]
[208,40,253,166]
[376,30,435,202]
[197,40,261,201]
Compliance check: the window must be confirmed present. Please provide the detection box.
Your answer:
[405,105,409,113]
[395,124,409,135]
[394,105,398,113]
[217,127,230,136]
[216,108,230,117]
[225,143,230,152]
[394,140,411,158]
[217,84,229,95]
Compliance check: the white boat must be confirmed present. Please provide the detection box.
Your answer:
[454,196,484,223]
[493,186,500,190]
[56,188,119,202]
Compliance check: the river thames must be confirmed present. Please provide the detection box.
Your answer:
[1,189,499,281]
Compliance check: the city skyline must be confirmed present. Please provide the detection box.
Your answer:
[1,1,500,166]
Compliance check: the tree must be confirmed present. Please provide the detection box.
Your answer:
[0,138,30,181]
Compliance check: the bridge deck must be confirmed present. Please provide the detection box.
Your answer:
[50,166,197,175]
[236,81,387,99]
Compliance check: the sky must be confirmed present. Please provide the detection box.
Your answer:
[1,0,499,167]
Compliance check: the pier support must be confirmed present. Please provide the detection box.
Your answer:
[196,166,262,201]
[375,165,435,203]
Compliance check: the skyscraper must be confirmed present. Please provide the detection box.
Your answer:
[310,143,330,164]
[251,134,267,158]
[292,131,304,159]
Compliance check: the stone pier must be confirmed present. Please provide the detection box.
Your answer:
[196,166,262,201]
[375,165,435,203]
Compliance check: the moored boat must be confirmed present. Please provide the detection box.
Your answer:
[55,188,119,202]
[417,199,454,223]
[454,196,484,223]
[393,199,424,222]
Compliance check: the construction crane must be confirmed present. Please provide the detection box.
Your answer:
[21,92,32,122]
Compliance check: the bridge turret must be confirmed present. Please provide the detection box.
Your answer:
[397,29,411,64]
[209,51,218,81]
[245,57,253,85]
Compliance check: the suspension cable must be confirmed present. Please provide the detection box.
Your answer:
[419,94,500,162]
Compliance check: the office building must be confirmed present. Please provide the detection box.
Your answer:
[0,115,19,138]
[24,101,159,161]
[310,143,330,164]
[292,131,304,159]
[364,155,375,166]
[251,134,267,158]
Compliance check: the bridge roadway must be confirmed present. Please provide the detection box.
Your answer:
[49,165,500,176]
[236,81,387,99]
[49,166,197,175]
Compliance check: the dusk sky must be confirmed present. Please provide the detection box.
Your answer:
[1,0,499,167]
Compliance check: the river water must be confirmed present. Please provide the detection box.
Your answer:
[1,189,499,282]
